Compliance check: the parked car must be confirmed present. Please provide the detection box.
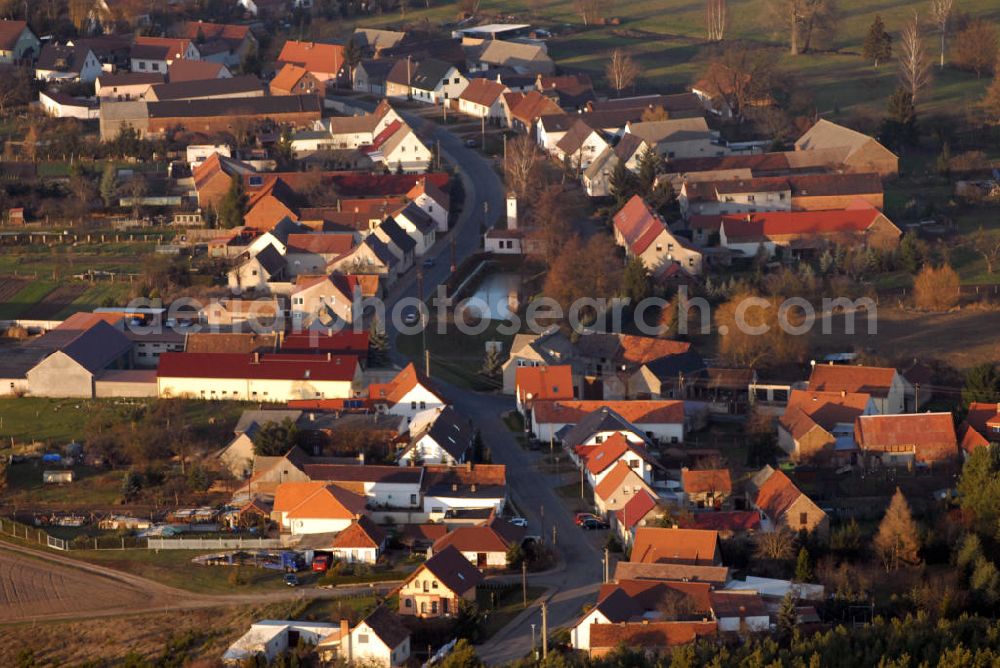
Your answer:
[422,257,435,268]
[311,554,332,573]
[283,573,300,587]
[509,517,528,527]
[581,518,609,531]
[575,513,597,526]
[464,138,478,147]
[402,308,420,326]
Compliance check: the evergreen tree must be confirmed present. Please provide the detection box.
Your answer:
[794,547,813,582]
[863,15,893,67]
[343,38,364,86]
[880,87,918,150]
[99,162,117,209]
[480,346,503,381]
[621,256,651,303]
[897,231,922,273]
[609,161,640,208]
[637,146,661,191]
[936,141,952,175]
[957,446,1000,537]
[874,487,921,571]
[776,592,798,644]
[253,419,299,456]
[368,317,389,367]
[962,363,1000,406]
[217,176,246,229]
[121,470,143,501]
[647,178,677,219]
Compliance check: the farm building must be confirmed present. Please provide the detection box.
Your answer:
[42,470,74,484]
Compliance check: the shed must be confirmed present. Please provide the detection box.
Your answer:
[43,470,74,484]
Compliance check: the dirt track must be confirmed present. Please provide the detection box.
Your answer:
[0,541,386,625]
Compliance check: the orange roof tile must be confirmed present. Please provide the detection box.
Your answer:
[618,489,659,529]
[854,413,958,463]
[630,527,720,565]
[278,40,344,76]
[283,483,367,520]
[808,364,898,398]
[271,63,312,93]
[330,516,386,549]
[594,461,649,501]
[516,365,573,404]
[588,620,716,650]
[680,468,732,495]
[618,335,691,364]
[367,363,442,405]
[959,423,991,455]
[753,469,804,520]
[581,432,651,476]
[532,400,685,425]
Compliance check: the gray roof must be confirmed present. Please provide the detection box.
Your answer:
[363,234,398,268]
[561,407,650,449]
[626,118,710,145]
[97,72,164,87]
[415,406,474,461]
[352,28,407,51]
[150,74,264,101]
[378,217,416,254]
[147,94,321,119]
[235,409,303,435]
[396,203,434,233]
[254,243,286,277]
[410,58,456,90]
[355,58,397,82]
[37,43,92,74]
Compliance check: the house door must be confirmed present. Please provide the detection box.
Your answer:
[582,377,603,400]
[477,553,487,568]
[442,598,449,615]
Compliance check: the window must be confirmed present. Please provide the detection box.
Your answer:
[410,494,417,504]
[358,633,369,644]
[411,401,417,409]
[404,598,412,608]
[668,243,674,251]
[431,601,438,614]
[799,512,808,525]
[454,77,460,84]
[747,195,755,202]
[138,61,146,70]
[420,602,427,614]
[151,62,159,71]
[419,401,426,409]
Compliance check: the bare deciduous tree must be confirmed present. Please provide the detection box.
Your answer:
[952,19,998,79]
[706,0,727,41]
[971,228,1000,274]
[699,43,781,123]
[573,0,604,26]
[754,529,796,561]
[605,49,640,95]
[873,488,921,572]
[899,14,933,102]
[767,0,839,55]
[928,0,954,68]
[503,135,540,200]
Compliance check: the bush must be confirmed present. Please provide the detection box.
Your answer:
[913,264,960,311]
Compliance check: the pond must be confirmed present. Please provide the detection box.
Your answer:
[462,272,521,321]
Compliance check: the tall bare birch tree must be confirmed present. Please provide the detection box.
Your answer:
[929,0,954,68]
[706,0,727,41]
[899,14,933,102]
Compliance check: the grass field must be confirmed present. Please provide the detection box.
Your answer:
[478,585,547,641]
[0,281,56,319]
[397,320,516,390]
[327,0,999,123]
[4,462,122,506]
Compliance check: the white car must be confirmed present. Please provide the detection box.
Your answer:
[509,517,528,527]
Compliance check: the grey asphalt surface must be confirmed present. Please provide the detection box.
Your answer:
[330,95,602,664]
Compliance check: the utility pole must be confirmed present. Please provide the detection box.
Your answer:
[424,349,431,377]
[580,465,584,499]
[914,383,919,412]
[435,139,441,171]
[481,114,485,151]
[604,547,610,583]
[541,601,548,659]
[450,236,456,272]
[521,560,527,608]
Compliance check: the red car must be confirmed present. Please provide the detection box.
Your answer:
[311,554,332,573]
[575,513,598,526]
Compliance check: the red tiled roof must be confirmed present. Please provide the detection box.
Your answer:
[367,363,442,405]
[959,423,990,455]
[588,620,716,650]
[271,63,312,93]
[533,400,684,425]
[0,20,30,51]
[281,331,369,354]
[406,178,449,210]
[618,335,691,364]
[157,352,358,381]
[581,432,651,476]
[285,232,355,256]
[681,468,732,494]
[277,482,367,519]
[965,402,1000,434]
[178,21,250,42]
[135,36,193,60]
[618,489,658,529]
[460,78,507,107]
[278,40,344,76]
[719,207,886,241]
[630,527,720,565]
[168,59,228,82]
[753,469,804,520]
[854,413,958,462]
[679,511,760,533]
[431,517,525,554]
[509,90,562,125]
[808,364,897,398]
[614,195,666,256]
[516,365,573,404]
[330,516,386,548]
[779,389,871,439]
[594,461,649,501]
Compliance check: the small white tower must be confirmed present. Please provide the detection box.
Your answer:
[506,193,518,230]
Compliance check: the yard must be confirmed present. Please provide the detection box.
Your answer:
[396,319,516,390]
[478,585,547,641]
[3,461,122,507]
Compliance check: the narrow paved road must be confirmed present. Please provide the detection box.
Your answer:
[329,97,599,664]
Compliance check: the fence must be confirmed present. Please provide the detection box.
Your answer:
[147,536,283,550]
[0,518,63,549]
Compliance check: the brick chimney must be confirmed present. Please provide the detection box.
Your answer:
[339,618,352,662]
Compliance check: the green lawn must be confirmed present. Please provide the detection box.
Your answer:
[3,461,122,506]
[396,320,515,390]
[69,549,293,594]
[0,281,56,319]
[51,283,132,319]
[478,585,547,641]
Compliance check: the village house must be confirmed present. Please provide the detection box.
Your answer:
[457,77,508,123]
[223,620,342,665]
[177,21,257,69]
[630,527,723,566]
[368,363,447,420]
[704,205,902,259]
[421,463,508,519]
[353,59,397,96]
[594,461,657,518]
[778,389,878,465]
[271,63,324,96]
[536,114,575,152]
[228,244,286,293]
[289,273,359,328]
[553,118,611,171]
[144,75,266,102]
[324,606,411,667]
[428,516,526,569]
[515,364,575,415]
[39,91,98,120]
[95,72,163,101]
[131,36,200,73]
[409,58,468,104]
[168,58,231,82]
[352,28,408,55]
[277,40,345,85]
[284,233,356,276]
[467,40,555,75]
[324,516,388,564]
[624,117,718,160]
[398,545,483,618]
[272,481,368,534]
[398,406,475,466]
[574,432,657,489]
[35,43,101,83]
[303,464,424,515]
[749,466,829,537]
[0,20,39,63]
[586,620,717,658]
[155,352,362,402]
[854,413,958,468]
[795,118,899,177]
[406,178,450,231]
[612,489,660,548]
[613,195,704,277]
[503,91,562,134]
[807,364,909,415]
[530,399,685,444]
[582,134,651,197]
[680,468,732,510]
[328,235,400,286]
[373,218,416,273]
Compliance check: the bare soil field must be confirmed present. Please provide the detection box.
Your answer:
[19,284,87,320]
[813,306,1000,370]
[0,278,28,304]
[0,548,152,622]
